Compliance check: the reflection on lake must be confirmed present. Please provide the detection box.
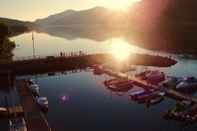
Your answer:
[3,30,197,130]
[11,31,148,60]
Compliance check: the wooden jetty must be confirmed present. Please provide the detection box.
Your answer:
[99,66,158,89]
[0,106,23,118]
[16,80,51,131]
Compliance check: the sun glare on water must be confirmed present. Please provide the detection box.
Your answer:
[109,39,133,61]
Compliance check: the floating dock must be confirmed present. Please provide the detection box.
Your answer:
[16,80,51,131]
[98,66,197,103]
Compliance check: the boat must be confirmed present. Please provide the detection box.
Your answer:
[27,79,35,85]
[107,83,133,92]
[148,96,164,105]
[29,84,40,96]
[9,117,27,131]
[0,107,8,117]
[36,97,49,111]
[130,90,156,102]
[135,70,166,85]
[90,65,104,75]
[176,76,197,92]
[48,72,55,76]
[129,90,145,96]
[104,79,133,92]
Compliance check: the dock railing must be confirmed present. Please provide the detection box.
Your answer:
[0,51,89,64]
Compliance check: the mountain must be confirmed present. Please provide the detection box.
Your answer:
[35,6,129,29]
[0,17,32,36]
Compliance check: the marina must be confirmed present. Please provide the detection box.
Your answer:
[1,0,197,130]
[16,79,51,131]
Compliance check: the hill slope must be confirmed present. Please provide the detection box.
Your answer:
[0,17,32,36]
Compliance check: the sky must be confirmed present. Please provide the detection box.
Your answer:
[0,0,141,21]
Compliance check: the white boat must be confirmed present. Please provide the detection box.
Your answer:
[27,79,35,85]
[130,90,145,96]
[36,97,49,110]
[29,84,40,96]
[9,118,27,131]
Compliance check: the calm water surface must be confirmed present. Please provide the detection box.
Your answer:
[4,32,197,130]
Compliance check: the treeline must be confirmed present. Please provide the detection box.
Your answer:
[158,0,197,54]
[0,17,32,37]
[0,23,15,61]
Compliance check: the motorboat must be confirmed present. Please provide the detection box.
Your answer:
[130,90,156,101]
[29,84,40,96]
[36,97,49,111]
[27,79,35,85]
[176,76,197,91]
[129,90,145,96]
[9,117,27,131]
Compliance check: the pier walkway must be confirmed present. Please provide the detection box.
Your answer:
[165,89,197,103]
[0,53,112,76]
[0,52,176,76]
[16,80,51,131]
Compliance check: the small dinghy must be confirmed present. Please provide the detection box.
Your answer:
[36,97,49,112]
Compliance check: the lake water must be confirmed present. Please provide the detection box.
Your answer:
[3,31,197,130]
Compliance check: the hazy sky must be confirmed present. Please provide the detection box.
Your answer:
[0,0,141,21]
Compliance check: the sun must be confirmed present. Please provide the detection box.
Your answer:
[107,0,142,10]
[109,39,132,61]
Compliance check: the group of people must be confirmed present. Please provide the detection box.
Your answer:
[59,50,85,57]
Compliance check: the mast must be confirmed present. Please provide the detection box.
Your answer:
[32,32,36,58]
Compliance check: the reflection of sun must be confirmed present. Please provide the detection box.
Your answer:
[108,0,142,10]
[109,39,132,61]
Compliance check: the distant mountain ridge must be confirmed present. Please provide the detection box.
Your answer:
[2,0,197,54]
[34,6,129,29]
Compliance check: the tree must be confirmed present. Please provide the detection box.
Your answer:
[0,23,9,39]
